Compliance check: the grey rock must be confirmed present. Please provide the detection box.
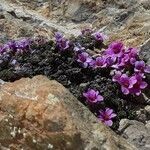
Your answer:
[139,39,150,98]
[145,121,150,130]
[141,0,150,10]
[140,38,150,65]
[0,79,5,85]
[119,119,150,150]
[145,106,150,116]
[72,3,94,23]
[136,108,147,123]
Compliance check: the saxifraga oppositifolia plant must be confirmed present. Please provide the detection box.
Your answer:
[0,29,150,128]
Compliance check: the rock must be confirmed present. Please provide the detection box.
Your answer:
[136,108,147,123]
[145,106,150,116]
[139,39,150,98]
[119,119,150,150]
[0,75,136,150]
[71,2,95,23]
[0,0,149,46]
[145,121,150,130]
[141,0,150,10]
[0,79,5,85]
[140,38,150,64]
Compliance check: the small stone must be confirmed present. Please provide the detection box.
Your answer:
[145,106,150,115]
[32,138,37,143]
[136,108,147,123]
[118,119,130,132]
[145,121,150,129]
[79,82,88,88]
[48,143,53,149]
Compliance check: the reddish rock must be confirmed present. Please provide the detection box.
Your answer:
[0,75,136,150]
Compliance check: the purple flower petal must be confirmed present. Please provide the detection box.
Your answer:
[109,113,117,118]
[144,65,150,73]
[98,108,116,127]
[121,86,129,95]
[140,81,148,89]
[104,120,113,126]
[112,71,122,82]
[105,108,113,115]
[97,95,104,102]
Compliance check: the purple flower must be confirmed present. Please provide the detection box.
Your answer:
[92,32,107,42]
[92,56,107,68]
[16,39,30,49]
[112,71,122,82]
[111,47,138,69]
[55,32,70,51]
[130,74,148,95]
[113,71,148,95]
[0,44,10,54]
[98,108,117,126]
[105,56,116,66]
[55,32,63,42]
[0,39,30,55]
[57,38,70,51]
[83,89,104,103]
[134,60,150,73]
[77,52,92,68]
[113,73,137,95]
[111,54,130,69]
[105,41,124,62]
[126,47,138,62]
[7,41,17,51]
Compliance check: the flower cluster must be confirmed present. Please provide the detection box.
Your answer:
[55,32,149,96]
[90,56,107,68]
[74,30,107,68]
[83,89,116,126]
[113,72,147,95]
[77,52,93,68]
[0,29,148,128]
[134,60,150,74]
[55,32,70,51]
[0,39,31,55]
[100,41,150,95]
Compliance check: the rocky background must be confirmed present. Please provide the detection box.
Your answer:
[0,0,150,150]
[0,0,150,46]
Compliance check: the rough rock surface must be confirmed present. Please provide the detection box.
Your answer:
[140,38,150,65]
[0,0,150,46]
[139,38,150,98]
[0,75,136,150]
[118,119,150,150]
